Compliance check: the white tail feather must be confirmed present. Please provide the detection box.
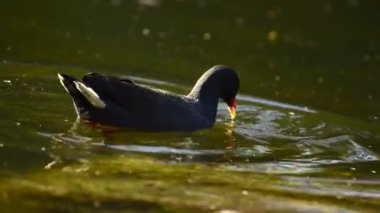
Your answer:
[74,81,106,108]
[57,73,70,93]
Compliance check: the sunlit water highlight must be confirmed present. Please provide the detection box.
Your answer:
[2,63,380,211]
[39,75,379,174]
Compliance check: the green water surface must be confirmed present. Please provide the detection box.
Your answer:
[1,1,380,212]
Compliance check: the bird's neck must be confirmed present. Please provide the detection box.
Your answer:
[188,80,220,123]
[189,74,220,101]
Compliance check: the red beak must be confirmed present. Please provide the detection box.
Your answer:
[227,98,237,119]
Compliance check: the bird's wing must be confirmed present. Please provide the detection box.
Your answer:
[82,74,176,114]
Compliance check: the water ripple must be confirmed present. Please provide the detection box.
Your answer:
[36,88,380,180]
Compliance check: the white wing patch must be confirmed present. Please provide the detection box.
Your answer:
[74,81,106,109]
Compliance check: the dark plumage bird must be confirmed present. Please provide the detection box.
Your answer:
[58,65,239,131]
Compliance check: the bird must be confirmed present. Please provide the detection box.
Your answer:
[58,65,239,131]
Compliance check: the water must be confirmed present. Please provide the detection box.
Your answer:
[0,61,379,212]
[1,1,380,212]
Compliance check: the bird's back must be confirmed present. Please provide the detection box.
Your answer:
[77,73,211,130]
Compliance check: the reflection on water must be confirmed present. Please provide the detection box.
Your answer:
[38,75,379,174]
[278,175,380,201]
[34,74,380,208]
[1,0,380,210]
[42,100,378,168]
[1,63,380,211]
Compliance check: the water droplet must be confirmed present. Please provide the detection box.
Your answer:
[142,28,151,36]
[0,143,3,148]
[41,147,46,151]
[203,32,212,40]
[350,167,356,171]
[275,75,281,82]
[6,46,12,51]
[371,170,376,174]
[241,190,249,196]
[16,122,21,126]
[317,77,324,84]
